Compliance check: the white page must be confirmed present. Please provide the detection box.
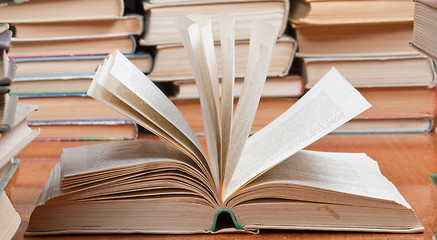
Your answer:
[223,68,372,200]
[198,16,221,116]
[223,20,278,192]
[219,13,235,183]
[177,16,220,187]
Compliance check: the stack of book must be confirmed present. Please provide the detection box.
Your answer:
[0,27,39,239]
[290,0,437,133]
[140,0,303,133]
[0,0,153,140]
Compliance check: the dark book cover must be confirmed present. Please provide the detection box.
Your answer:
[0,30,12,52]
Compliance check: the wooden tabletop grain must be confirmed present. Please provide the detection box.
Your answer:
[7,132,437,240]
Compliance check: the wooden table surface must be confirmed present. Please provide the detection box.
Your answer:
[7,132,437,240]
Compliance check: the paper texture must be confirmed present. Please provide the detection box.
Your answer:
[223,68,371,200]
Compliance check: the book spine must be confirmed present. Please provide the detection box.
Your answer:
[210,208,243,232]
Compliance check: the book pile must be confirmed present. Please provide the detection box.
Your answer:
[290,0,437,133]
[0,27,39,239]
[25,16,423,234]
[0,0,153,140]
[141,0,303,133]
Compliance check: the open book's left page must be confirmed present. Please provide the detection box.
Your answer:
[87,50,217,189]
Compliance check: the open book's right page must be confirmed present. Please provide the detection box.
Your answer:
[245,150,410,207]
[224,67,372,200]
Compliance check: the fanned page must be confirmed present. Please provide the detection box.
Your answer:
[177,16,221,186]
[87,51,216,188]
[223,20,278,191]
[223,68,372,200]
[218,13,235,182]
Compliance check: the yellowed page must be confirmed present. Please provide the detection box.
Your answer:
[243,150,405,205]
[177,16,220,188]
[87,51,214,185]
[223,20,278,193]
[62,140,200,178]
[219,13,235,184]
[223,68,372,200]
[87,63,194,161]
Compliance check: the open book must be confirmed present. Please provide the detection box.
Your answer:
[26,15,423,235]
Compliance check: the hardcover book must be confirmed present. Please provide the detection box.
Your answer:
[148,36,296,81]
[12,52,152,82]
[140,0,289,45]
[26,16,422,235]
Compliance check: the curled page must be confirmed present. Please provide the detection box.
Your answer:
[223,20,278,192]
[87,51,214,187]
[223,67,372,200]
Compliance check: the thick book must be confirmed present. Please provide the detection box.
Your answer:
[410,0,437,61]
[9,35,136,58]
[16,93,130,121]
[140,0,289,45]
[26,16,422,235]
[148,36,296,81]
[294,21,416,57]
[356,86,437,119]
[301,54,436,88]
[0,0,124,22]
[12,52,152,82]
[16,93,137,141]
[290,0,414,25]
[10,15,143,40]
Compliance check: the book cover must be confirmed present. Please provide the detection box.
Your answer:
[0,30,11,52]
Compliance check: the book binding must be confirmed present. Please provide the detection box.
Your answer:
[210,208,243,232]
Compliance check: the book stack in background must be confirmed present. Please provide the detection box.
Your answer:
[290,0,437,133]
[411,0,437,64]
[0,0,153,140]
[140,0,303,133]
[0,27,39,239]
